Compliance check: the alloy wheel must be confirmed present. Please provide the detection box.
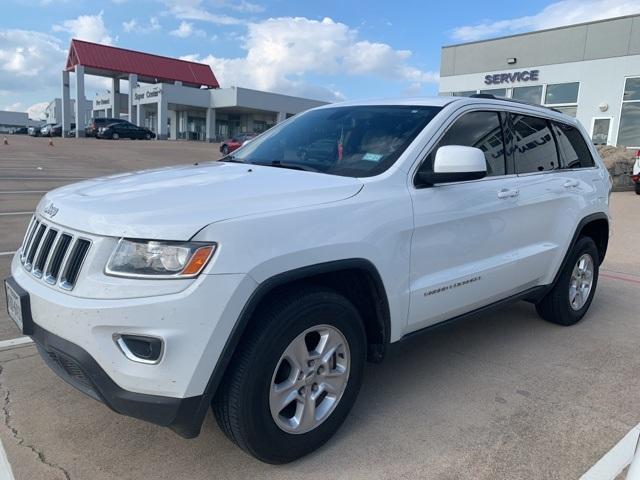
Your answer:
[269,324,350,434]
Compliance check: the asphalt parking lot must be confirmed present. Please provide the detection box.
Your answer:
[0,135,639,479]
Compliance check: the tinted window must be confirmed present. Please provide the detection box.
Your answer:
[552,122,595,168]
[229,105,442,178]
[623,77,640,101]
[422,111,506,177]
[510,114,559,173]
[545,82,579,104]
[512,86,543,104]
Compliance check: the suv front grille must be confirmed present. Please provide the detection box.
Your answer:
[19,216,91,291]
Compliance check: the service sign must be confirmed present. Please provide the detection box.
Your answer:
[484,70,540,85]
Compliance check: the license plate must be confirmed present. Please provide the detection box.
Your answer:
[5,281,23,331]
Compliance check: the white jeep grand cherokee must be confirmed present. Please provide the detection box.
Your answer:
[5,96,611,463]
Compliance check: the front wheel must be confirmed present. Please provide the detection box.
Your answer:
[536,236,599,326]
[112,132,119,140]
[145,133,151,140]
[213,286,366,464]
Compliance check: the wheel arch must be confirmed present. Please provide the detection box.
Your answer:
[206,258,391,390]
[548,212,609,294]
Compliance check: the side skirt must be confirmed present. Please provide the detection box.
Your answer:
[398,285,547,342]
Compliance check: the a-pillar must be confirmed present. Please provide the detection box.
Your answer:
[74,65,86,137]
[61,70,71,137]
[128,73,137,125]
[111,78,120,120]
[276,111,287,123]
[157,98,168,140]
[205,108,216,142]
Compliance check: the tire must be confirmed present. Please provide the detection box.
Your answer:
[221,145,229,155]
[213,286,366,464]
[145,133,151,140]
[635,182,640,195]
[112,132,119,140]
[536,236,599,326]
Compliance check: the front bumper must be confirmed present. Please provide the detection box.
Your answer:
[32,321,210,438]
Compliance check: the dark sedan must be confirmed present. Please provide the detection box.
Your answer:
[97,122,156,140]
[86,117,128,137]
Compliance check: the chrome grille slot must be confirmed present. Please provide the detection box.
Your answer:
[21,219,40,263]
[19,216,37,259]
[33,229,58,278]
[20,217,92,291]
[25,223,46,270]
[44,233,72,284]
[60,239,91,290]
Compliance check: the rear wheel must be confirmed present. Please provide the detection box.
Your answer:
[536,236,599,326]
[213,286,366,464]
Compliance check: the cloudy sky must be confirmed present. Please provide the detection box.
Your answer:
[1,0,639,119]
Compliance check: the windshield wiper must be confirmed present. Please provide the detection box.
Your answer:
[220,155,244,163]
[260,161,320,172]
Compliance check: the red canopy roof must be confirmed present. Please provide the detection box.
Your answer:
[65,39,219,88]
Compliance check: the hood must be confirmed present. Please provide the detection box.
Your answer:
[38,162,363,240]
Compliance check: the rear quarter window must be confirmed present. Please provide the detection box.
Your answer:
[510,114,559,174]
[552,122,595,169]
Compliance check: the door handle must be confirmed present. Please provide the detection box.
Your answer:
[497,188,519,199]
[563,179,580,188]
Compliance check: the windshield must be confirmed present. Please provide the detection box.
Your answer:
[226,105,442,178]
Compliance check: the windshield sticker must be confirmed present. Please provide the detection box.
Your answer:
[362,153,383,162]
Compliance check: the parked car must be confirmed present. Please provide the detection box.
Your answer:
[97,122,155,140]
[27,126,41,137]
[40,124,56,136]
[86,117,127,137]
[219,132,258,155]
[6,96,611,464]
[48,123,75,137]
[12,127,28,135]
[632,150,640,195]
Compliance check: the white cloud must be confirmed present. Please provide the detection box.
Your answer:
[0,29,66,93]
[53,11,113,44]
[161,0,244,25]
[451,0,640,42]
[123,16,161,34]
[122,19,137,32]
[183,17,437,101]
[228,0,265,13]
[3,101,22,111]
[27,102,49,120]
[170,21,205,38]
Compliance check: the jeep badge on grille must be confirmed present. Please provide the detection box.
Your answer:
[43,203,59,218]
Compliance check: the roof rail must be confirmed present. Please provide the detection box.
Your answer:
[468,93,563,114]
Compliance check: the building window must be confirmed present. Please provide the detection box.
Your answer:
[618,77,640,147]
[512,86,543,104]
[452,91,477,97]
[591,118,612,145]
[479,88,507,97]
[545,82,579,104]
[542,82,579,117]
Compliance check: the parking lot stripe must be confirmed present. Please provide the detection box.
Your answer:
[0,438,16,480]
[580,423,640,480]
[601,272,640,285]
[0,252,16,257]
[0,191,48,195]
[0,212,33,217]
[0,337,33,351]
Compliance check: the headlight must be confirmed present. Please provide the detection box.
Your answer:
[105,239,216,278]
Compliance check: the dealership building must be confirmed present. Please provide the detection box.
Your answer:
[439,14,640,148]
[62,39,326,140]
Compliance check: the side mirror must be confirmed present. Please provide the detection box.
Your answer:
[417,145,487,186]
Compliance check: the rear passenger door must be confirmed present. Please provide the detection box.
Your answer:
[505,112,580,285]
